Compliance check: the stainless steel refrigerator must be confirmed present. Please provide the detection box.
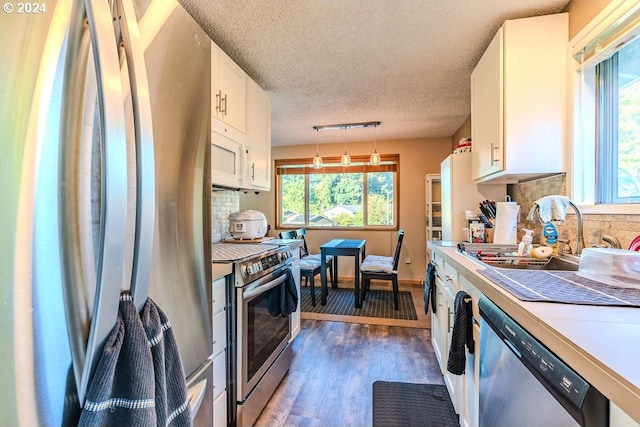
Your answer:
[0,1,213,425]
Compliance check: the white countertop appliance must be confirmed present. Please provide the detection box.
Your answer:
[229,210,268,240]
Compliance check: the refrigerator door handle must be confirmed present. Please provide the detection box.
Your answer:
[62,0,129,406]
[118,0,156,311]
[187,378,208,420]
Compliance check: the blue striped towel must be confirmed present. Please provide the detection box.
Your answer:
[79,293,191,427]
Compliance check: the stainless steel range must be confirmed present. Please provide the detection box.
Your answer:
[214,243,295,427]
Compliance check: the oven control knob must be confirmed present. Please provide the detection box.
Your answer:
[250,262,262,273]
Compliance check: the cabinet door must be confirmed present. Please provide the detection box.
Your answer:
[245,78,271,190]
[443,283,463,414]
[431,277,448,373]
[212,310,226,357]
[212,43,246,133]
[471,29,503,180]
[213,390,227,427]
[424,174,442,246]
[212,277,226,315]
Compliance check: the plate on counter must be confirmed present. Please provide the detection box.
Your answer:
[630,235,640,252]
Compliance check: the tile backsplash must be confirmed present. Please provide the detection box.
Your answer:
[211,189,240,243]
[511,174,640,251]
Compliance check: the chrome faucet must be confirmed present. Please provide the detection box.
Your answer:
[602,234,622,249]
[568,200,585,256]
[532,198,585,255]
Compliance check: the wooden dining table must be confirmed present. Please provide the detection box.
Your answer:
[320,239,366,308]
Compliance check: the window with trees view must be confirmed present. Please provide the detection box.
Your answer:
[276,155,399,229]
[595,36,640,203]
[571,2,640,206]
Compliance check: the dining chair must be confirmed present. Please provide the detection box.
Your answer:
[360,230,405,310]
[278,229,335,306]
[294,228,336,288]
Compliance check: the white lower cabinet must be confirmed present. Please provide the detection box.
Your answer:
[431,277,447,372]
[611,402,640,427]
[430,253,479,427]
[212,311,226,357]
[212,276,228,427]
[443,280,463,414]
[213,390,227,427]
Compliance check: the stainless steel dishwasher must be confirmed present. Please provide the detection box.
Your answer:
[478,296,608,427]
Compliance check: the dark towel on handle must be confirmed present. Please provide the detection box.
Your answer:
[268,268,299,317]
[280,267,299,317]
[141,296,192,427]
[424,262,437,314]
[79,293,192,427]
[447,291,475,375]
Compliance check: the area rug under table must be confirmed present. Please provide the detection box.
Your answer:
[372,381,459,427]
[299,286,418,320]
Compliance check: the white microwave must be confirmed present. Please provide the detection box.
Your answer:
[211,119,251,189]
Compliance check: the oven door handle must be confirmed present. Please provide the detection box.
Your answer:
[243,273,288,300]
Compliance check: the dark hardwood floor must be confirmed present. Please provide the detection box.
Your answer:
[254,318,444,427]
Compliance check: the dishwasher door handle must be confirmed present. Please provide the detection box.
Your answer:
[503,338,522,358]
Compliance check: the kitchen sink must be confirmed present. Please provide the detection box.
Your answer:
[480,255,580,271]
[459,244,580,271]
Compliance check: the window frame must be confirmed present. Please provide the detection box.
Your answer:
[569,0,640,212]
[275,154,400,230]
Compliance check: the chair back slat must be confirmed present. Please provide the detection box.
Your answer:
[295,228,310,257]
[392,230,405,270]
[279,230,297,239]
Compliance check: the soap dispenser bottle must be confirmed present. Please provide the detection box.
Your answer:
[517,229,534,256]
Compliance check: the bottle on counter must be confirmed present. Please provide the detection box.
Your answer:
[517,229,534,256]
[542,222,559,251]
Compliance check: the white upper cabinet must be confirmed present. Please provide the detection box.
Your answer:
[471,13,568,183]
[212,42,246,134]
[211,41,272,190]
[245,77,272,191]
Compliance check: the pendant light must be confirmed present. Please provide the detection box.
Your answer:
[340,126,351,167]
[312,128,323,169]
[370,123,381,166]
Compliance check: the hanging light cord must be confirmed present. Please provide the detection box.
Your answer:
[313,128,323,168]
[344,127,347,153]
[370,124,381,165]
[374,125,378,152]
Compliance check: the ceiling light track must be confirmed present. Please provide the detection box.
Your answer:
[313,121,381,132]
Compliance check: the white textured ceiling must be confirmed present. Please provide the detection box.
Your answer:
[181,0,569,146]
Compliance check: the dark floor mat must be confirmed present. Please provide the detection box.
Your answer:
[300,286,418,320]
[372,381,459,427]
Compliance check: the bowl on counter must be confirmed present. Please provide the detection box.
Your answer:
[576,248,640,289]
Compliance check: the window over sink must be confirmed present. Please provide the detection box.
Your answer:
[570,1,640,209]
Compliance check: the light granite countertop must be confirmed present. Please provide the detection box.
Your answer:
[428,241,640,423]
